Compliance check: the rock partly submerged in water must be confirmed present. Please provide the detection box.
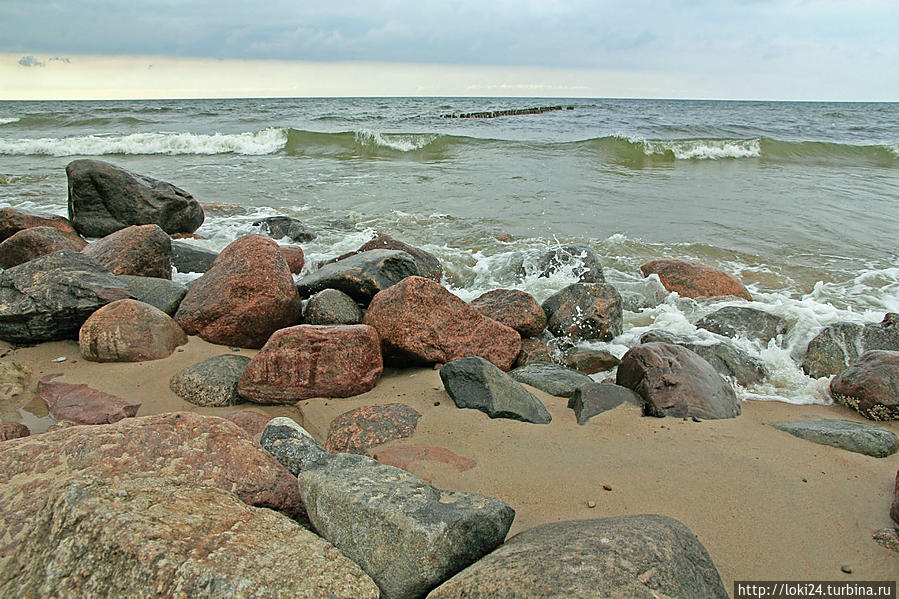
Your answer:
[353,234,444,282]
[170,240,218,274]
[639,329,767,387]
[252,215,316,243]
[696,305,788,343]
[802,314,899,379]
[297,249,420,305]
[640,259,752,301]
[542,282,623,342]
[829,350,899,421]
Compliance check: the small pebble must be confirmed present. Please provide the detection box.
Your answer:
[692,416,702,423]
[801,478,808,483]
[586,501,596,508]
[433,401,440,407]
[841,565,852,574]
[51,356,66,363]
[603,485,612,491]
[230,347,241,352]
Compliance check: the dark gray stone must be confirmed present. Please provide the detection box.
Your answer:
[252,216,316,243]
[696,305,788,343]
[518,243,605,283]
[440,356,552,424]
[568,383,642,425]
[542,282,623,342]
[427,515,728,599]
[66,159,204,238]
[640,329,767,386]
[297,249,420,305]
[261,417,334,475]
[510,363,593,397]
[169,354,251,407]
[0,251,130,343]
[297,452,515,599]
[170,241,218,274]
[117,275,187,316]
[829,350,899,421]
[770,419,899,458]
[304,288,364,325]
[802,314,899,378]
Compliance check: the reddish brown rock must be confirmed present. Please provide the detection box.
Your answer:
[0,412,306,562]
[372,445,476,476]
[514,337,557,368]
[0,423,29,441]
[280,244,305,274]
[0,207,79,242]
[0,226,87,268]
[79,299,187,362]
[617,342,741,419]
[891,469,898,526]
[174,234,301,348]
[226,410,274,436]
[81,224,172,279]
[325,403,422,453]
[238,324,383,404]
[829,350,899,421]
[37,374,141,425]
[363,276,521,371]
[640,259,752,301]
[356,234,444,282]
[471,289,547,337]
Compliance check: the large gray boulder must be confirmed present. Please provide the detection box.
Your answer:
[510,363,593,398]
[440,356,552,424]
[66,159,204,238]
[116,275,187,316]
[303,288,364,325]
[695,305,788,343]
[170,354,251,407]
[0,251,130,343]
[427,515,728,599]
[802,314,899,378]
[261,417,333,476]
[0,476,378,599]
[298,452,515,599]
[171,241,218,274]
[771,419,898,458]
[640,329,767,386]
[297,249,420,305]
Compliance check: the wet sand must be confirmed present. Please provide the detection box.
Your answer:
[2,336,897,587]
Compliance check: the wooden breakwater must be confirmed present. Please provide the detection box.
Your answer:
[441,106,572,119]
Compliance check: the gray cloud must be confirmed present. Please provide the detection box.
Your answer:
[18,55,44,67]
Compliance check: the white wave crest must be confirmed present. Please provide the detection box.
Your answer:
[0,127,288,156]
[0,117,20,125]
[354,130,438,152]
[643,138,761,160]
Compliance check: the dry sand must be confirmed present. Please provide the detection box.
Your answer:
[2,335,897,587]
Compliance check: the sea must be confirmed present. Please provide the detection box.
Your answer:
[1,97,897,405]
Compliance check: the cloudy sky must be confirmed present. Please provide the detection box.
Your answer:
[2,0,897,100]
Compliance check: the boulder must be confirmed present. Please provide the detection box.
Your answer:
[696,305,788,343]
[298,452,515,599]
[238,324,383,404]
[0,207,80,242]
[304,288,364,325]
[38,374,141,424]
[0,423,29,441]
[79,299,187,362]
[81,224,172,279]
[0,476,377,599]
[279,244,305,274]
[66,159,204,237]
[0,251,130,343]
[568,382,643,425]
[0,226,87,269]
[640,329,767,387]
[0,411,306,563]
[802,314,899,378]
[427,515,728,599]
[640,259,752,301]
[771,419,898,458]
[169,354,251,407]
[174,234,301,348]
[297,249,420,305]
[326,403,422,453]
[261,417,334,476]
[542,282,623,342]
[252,216,316,243]
[364,276,522,370]
[170,240,218,274]
[513,336,557,368]
[116,274,187,316]
[563,347,620,374]
[440,356,551,424]
[510,363,593,397]
[355,234,443,282]
[518,243,605,283]
[829,350,899,421]
[617,342,741,419]
[471,289,546,337]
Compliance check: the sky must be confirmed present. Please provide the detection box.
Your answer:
[1,0,897,101]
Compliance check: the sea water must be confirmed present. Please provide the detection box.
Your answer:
[1,97,897,404]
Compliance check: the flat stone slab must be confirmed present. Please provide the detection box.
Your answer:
[510,363,593,397]
[568,382,643,425]
[325,403,422,454]
[770,419,899,458]
[38,374,141,425]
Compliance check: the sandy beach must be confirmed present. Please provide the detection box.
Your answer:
[4,335,897,587]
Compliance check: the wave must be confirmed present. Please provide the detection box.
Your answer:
[0,117,20,125]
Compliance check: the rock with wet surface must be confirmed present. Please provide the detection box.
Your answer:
[0,226,87,269]
[354,234,444,282]
[640,259,752,301]
[427,515,728,599]
[297,249,420,305]
[518,243,605,283]
[640,329,767,386]
[563,346,620,374]
[510,363,593,397]
[440,356,551,424]
[253,215,316,243]
[170,354,251,407]
[770,419,898,457]
[170,240,218,274]
[802,314,899,378]
[542,282,623,342]
[0,208,80,243]
[471,289,547,337]
[829,350,899,421]
[696,305,788,343]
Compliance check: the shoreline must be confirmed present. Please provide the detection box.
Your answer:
[4,335,897,586]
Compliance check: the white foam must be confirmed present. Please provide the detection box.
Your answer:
[642,138,761,160]
[354,130,438,152]
[0,117,20,125]
[0,128,288,156]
